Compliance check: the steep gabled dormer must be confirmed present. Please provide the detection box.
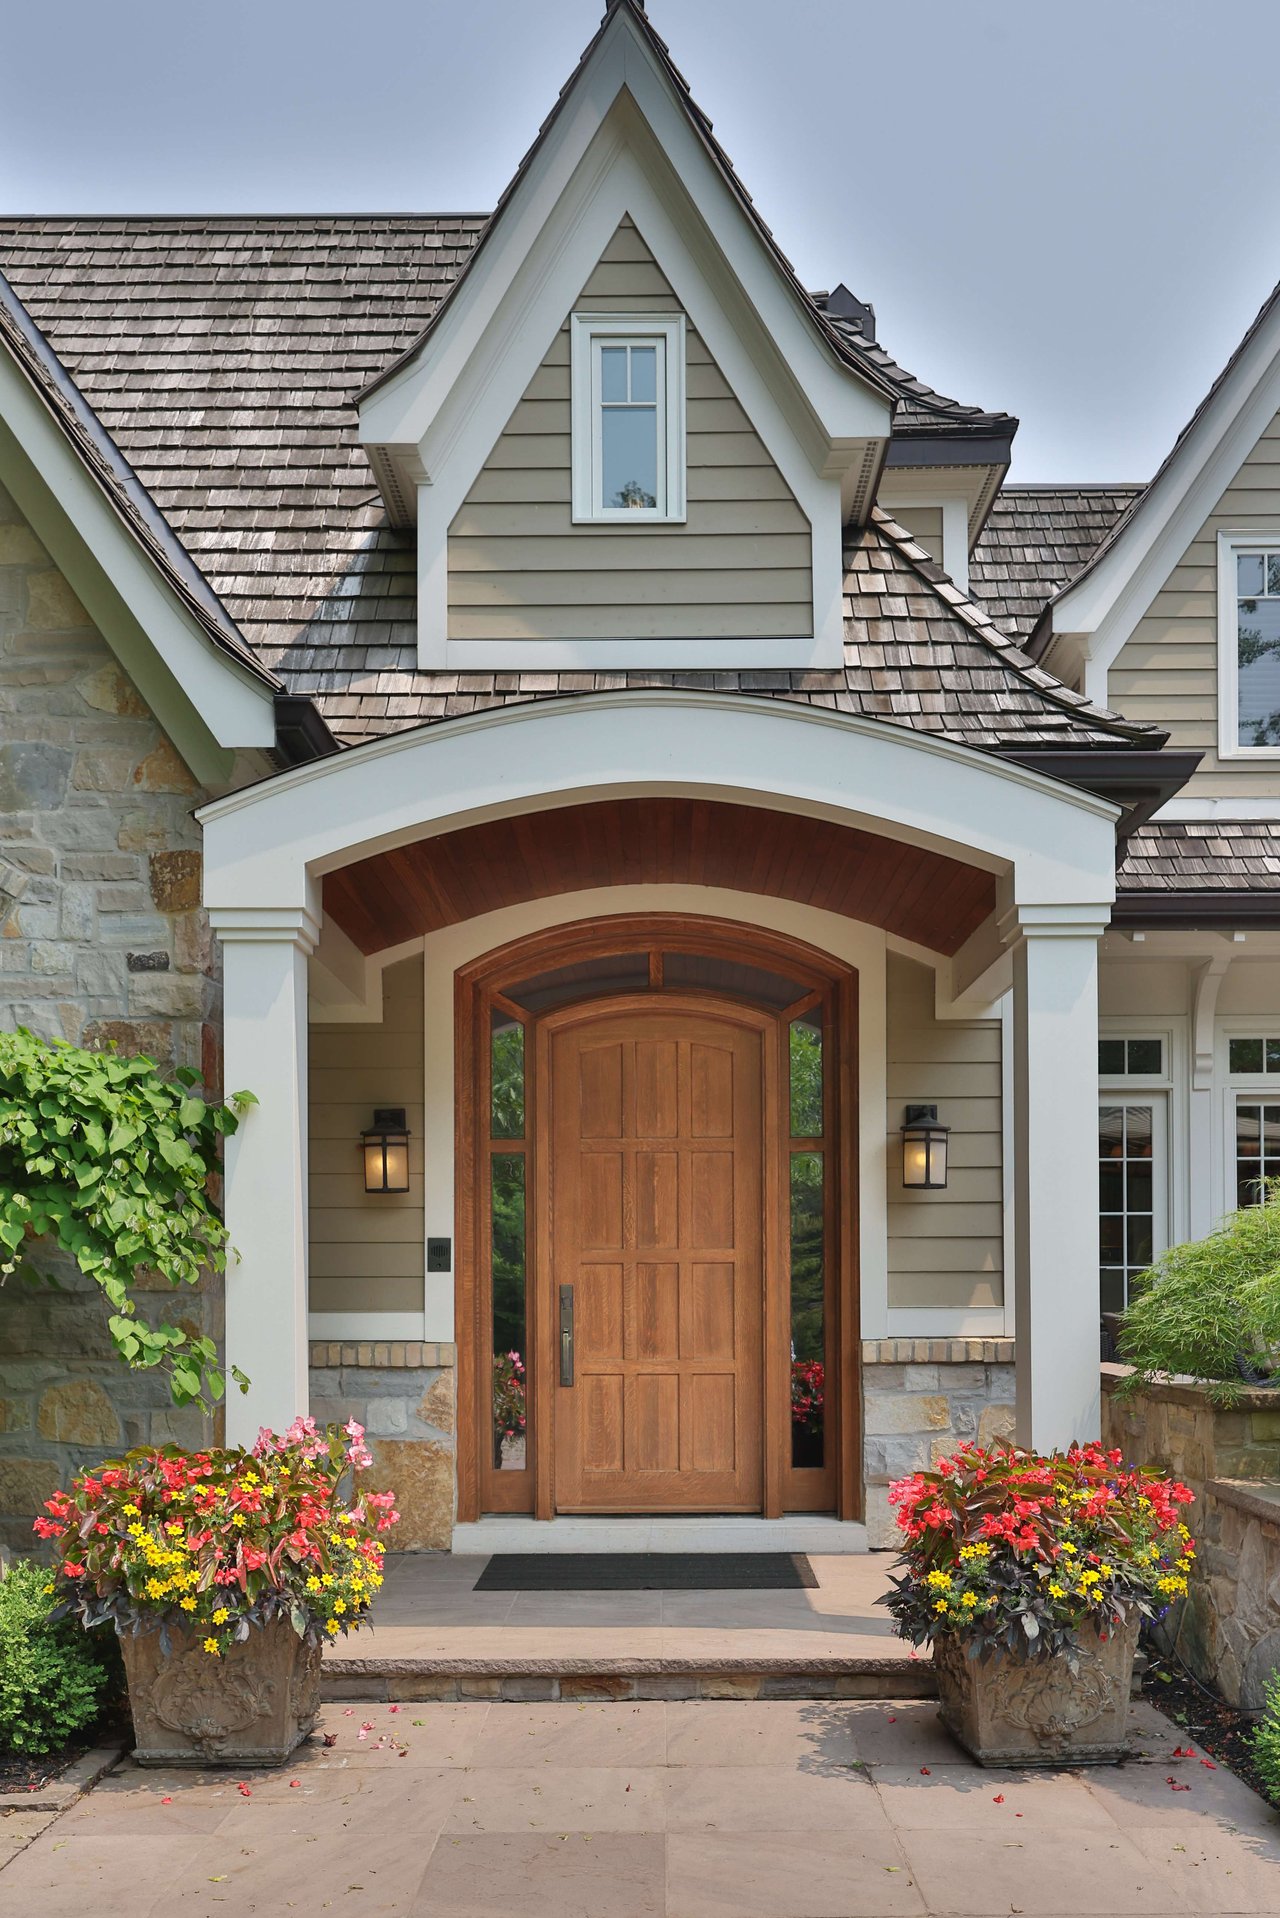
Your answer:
[357,0,894,669]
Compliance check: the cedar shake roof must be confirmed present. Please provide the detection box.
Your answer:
[1117,821,1280,894]
[0,218,1159,756]
[0,264,277,688]
[969,485,1144,643]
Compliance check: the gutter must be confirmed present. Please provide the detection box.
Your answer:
[994,749,1202,840]
[1111,892,1280,931]
[273,694,340,767]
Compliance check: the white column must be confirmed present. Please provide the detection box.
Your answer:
[209,903,319,1448]
[1002,903,1111,1451]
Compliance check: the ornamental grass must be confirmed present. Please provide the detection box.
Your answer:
[34,1417,398,1658]
[881,1440,1194,1666]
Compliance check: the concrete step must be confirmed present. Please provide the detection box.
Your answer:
[321,1653,935,1704]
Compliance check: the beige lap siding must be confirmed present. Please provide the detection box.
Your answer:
[308,956,425,1315]
[886,505,944,568]
[1109,409,1280,798]
[885,953,1004,1311]
[446,217,813,642]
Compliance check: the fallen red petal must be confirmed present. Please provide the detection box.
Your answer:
[919,1767,930,1776]
[992,1794,1005,1804]
[161,1797,172,1805]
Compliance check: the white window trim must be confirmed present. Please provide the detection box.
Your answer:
[570,312,686,524]
[1097,1090,1169,1312]
[1098,1014,1186,1247]
[1217,529,1280,760]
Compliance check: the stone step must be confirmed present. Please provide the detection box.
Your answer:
[321,1654,936,1704]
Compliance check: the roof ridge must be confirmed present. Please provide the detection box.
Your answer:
[0,212,492,225]
[867,505,1164,748]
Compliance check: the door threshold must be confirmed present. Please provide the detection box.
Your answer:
[451,1515,869,1554]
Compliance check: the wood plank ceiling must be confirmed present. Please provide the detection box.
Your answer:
[323,799,995,957]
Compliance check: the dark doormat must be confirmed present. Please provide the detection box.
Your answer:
[473,1552,817,1592]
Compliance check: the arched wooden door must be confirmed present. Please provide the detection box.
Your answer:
[455,914,859,1524]
[542,998,770,1513]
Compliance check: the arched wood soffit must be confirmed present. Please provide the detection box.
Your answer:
[322,798,996,958]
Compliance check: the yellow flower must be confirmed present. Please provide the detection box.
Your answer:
[925,1570,952,1591]
[232,1514,246,1528]
[180,1596,197,1612]
[1060,1541,1078,1556]
[960,1593,978,1609]
[325,1617,340,1636]
[166,1522,183,1536]
[328,1533,341,1547]
[933,1599,948,1613]
[122,1503,141,1517]
[145,1578,166,1599]
[203,1637,220,1656]
[306,1576,322,1594]
[128,1523,144,1539]
[958,1543,990,1561]
[321,1574,334,1589]
[212,1607,230,1625]
[332,1598,346,1615]
[1097,1563,1113,1579]
[345,1537,359,1550]
[1048,1583,1065,1598]
[43,1582,54,1595]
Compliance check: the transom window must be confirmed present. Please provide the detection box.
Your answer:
[570,313,685,523]
[1228,1036,1280,1075]
[1219,538,1280,753]
[1098,1037,1163,1076]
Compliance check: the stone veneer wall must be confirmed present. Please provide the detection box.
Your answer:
[862,1338,1016,1547]
[309,1342,457,1552]
[1102,1368,1280,1709]
[0,481,223,1554]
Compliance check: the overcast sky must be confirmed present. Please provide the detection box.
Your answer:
[3,0,1279,482]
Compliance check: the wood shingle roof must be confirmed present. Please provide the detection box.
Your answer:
[0,215,1160,757]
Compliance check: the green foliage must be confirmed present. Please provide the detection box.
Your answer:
[1116,1184,1280,1403]
[1251,1669,1280,1806]
[0,1557,109,1756]
[0,1027,254,1407]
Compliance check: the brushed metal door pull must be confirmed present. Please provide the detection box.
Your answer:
[559,1284,575,1386]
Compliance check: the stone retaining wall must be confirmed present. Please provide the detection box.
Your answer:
[1102,1369,1280,1710]
[861,1338,1016,1547]
[309,1342,457,1552]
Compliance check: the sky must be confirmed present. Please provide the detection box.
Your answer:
[3,0,1280,481]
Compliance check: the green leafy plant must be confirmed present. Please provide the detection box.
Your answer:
[1117,1184,1280,1403]
[1250,1668,1280,1806]
[0,1027,255,1407]
[0,1556,110,1755]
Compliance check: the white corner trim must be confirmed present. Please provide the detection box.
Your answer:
[569,312,685,523]
[941,497,970,596]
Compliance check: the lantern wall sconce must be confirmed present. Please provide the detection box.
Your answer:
[362,1107,410,1193]
[901,1104,949,1190]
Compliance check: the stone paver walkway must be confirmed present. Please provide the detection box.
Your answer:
[323,1553,916,1689]
[1,1696,1278,1915]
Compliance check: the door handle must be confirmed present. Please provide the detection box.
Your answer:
[559,1284,575,1386]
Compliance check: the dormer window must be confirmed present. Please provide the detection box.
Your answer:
[571,314,685,523]
[1219,535,1280,754]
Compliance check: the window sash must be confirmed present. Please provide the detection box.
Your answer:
[570,313,686,525]
[591,335,667,517]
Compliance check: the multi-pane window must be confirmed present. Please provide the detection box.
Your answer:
[1235,1102,1280,1209]
[1098,1037,1163,1076]
[1232,550,1280,748]
[1099,1104,1155,1315]
[1228,1037,1280,1075]
[571,315,685,523]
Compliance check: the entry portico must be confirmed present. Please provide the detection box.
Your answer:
[200,689,1116,1535]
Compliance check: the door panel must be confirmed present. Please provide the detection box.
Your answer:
[549,1005,764,1512]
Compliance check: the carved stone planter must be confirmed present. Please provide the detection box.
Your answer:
[120,1619,322,1768]
[932,1615,1139,1767]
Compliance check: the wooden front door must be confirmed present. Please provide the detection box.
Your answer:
[545,1001,766,1513]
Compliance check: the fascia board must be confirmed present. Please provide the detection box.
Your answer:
[1052,304,1280,659]
[358,13,888,458]
[0,357,275,768]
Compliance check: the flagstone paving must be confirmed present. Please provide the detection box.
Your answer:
[1,1696,1277,1916]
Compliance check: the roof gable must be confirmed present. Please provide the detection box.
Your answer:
[357,1,892,671]
[1048,278,1280,699]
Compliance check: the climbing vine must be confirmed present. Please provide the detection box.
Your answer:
[0,1027,254,1407]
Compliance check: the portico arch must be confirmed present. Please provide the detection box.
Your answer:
[199,693,1118,1467]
